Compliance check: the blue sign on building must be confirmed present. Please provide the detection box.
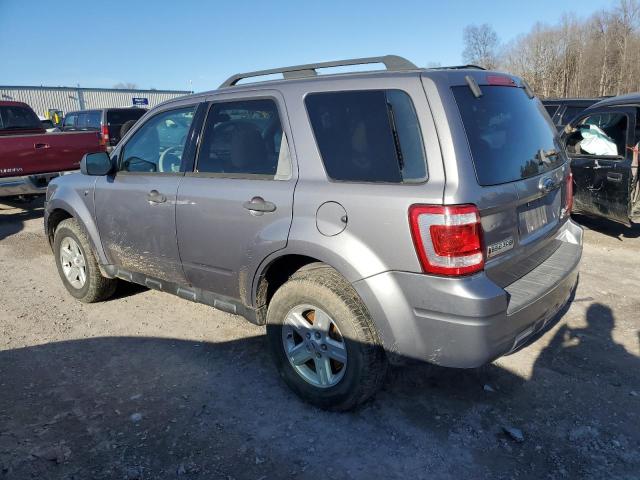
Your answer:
[132,97,149,106]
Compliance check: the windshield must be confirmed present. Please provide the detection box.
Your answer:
[452,86,562,186]
[0,105,42,131]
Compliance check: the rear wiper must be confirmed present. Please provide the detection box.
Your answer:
[386,102,404,172]
[536,148,558,166]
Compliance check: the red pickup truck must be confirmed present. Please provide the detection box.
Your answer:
[0,101,105,197]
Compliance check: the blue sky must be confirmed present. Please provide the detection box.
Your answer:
[0,0,615,93]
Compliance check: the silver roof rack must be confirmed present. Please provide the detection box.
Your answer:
[219,55,418,88]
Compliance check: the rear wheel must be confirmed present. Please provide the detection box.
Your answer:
[266,265,387,411]
[54,218,117,303]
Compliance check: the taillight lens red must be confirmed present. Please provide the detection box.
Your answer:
[101,125,109,145]
[409,204,484,276]
[486,75,516,87]
[565,172,573,214]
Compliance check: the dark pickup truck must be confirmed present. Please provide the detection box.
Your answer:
[0,101,105,197]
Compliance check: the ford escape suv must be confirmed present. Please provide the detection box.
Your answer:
[45,56,582,411]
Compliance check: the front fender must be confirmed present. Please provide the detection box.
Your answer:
[45,176,107,264]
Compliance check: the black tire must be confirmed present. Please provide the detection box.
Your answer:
[266,264,387,411]
[120,119,137,138]
[53,218,117,303]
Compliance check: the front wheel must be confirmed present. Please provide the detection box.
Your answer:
[53,218,117,303]
[266,265,387,411]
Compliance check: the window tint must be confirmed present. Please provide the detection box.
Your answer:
[565,113,628,157]
[452,86,561,186]
[305,90,427,183]
[63,113,77,129]
[544,104,559,117]
[196,99,290,178]
[121,106,195,173]
[0,105,41,130]
[562,105,587,124]
[77,111,101,130]
[107,108,146,125]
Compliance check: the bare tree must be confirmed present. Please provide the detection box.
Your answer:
[462,24,499,69]
[497,0,640,98]
[113,82,138,90]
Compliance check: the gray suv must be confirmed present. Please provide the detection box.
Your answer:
[44,56,583,410]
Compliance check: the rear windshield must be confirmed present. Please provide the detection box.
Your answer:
[107,109,146,125]
[0,105,41,131]
[305,90,427,183]
[453,86,561,186]
[77,111,101,130]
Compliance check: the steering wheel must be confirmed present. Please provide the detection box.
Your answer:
[158,146,183,172]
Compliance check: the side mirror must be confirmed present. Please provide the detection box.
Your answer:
[81,152,113,176]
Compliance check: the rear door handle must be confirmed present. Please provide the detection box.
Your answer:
[607,172,623,182]
[34,143,50,149]
[147,189,167,204]
[243,196,276,214]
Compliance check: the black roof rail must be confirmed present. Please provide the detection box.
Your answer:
[219,55,418,88]
[427,64,486,71]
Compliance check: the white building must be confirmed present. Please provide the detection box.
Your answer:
[0,85,191,118]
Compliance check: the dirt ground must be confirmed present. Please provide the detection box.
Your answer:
[0,197,638,480]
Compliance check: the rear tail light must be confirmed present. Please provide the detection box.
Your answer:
[409,204,484,276]
[101,125,109,145]
[565,172,574,214]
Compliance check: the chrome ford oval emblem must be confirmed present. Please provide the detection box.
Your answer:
[539,177,555,193]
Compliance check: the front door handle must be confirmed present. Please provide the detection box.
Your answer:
[607,172,623,183]
[147,189,167,204]
[243,196,277,214]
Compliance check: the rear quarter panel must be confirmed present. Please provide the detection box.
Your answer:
[250,73,446,303]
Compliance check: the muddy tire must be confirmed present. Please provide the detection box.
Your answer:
[266,264,387,411]
[53,218,117,303]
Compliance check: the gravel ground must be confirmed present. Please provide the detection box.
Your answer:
[0,197,638,480]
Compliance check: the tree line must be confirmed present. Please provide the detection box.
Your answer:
[462,0,640,98]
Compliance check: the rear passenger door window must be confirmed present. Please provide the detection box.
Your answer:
[120,106,196,173]
[305,90,427,183]
[196,98,291,179]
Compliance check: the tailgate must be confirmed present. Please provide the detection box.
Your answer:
[448,76,572,287]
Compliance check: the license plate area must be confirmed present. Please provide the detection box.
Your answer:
[518,190,561,238]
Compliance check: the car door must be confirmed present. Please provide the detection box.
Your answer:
[94,103,200,284]
[176,91,296,304]
[564,107,636,224]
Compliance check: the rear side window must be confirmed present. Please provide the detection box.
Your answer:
[452,86,561,186]
[305,90,427,183]
[0,105,41,130]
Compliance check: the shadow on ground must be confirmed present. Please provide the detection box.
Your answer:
[572,213,640,240]
[0,197,45,241]
[0,304,638,479]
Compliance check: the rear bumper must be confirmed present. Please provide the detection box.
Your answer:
[0,171,76,197]
[353,219,583,367]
